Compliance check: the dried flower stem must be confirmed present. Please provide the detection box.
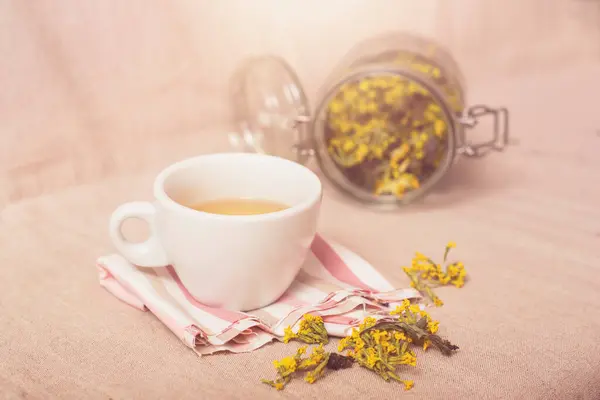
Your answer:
[264,243,465,392]
[337,317,416,389]
[283,314,329,345]
[262,344,330,390]
[363,320,458,356]
[402,242,467,306]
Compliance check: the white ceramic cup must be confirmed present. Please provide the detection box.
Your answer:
[109,152,322,311]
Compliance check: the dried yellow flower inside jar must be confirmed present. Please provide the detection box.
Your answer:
[230,32,509,208]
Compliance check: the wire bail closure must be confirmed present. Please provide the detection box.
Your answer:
[290,115,315,157]
[458,105,510,158]
[291,107,511,160]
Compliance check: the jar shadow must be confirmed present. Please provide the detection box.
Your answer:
[318,156,515,212]
[410,157,512,211]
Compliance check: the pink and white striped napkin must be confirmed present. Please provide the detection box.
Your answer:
[97,234,420,355]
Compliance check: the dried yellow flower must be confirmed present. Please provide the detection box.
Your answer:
[283,326,296,344]
[390,299,411,315]
[299,344,326,369]
[394,331,409,342]
[402,242,467,306]
[337,337,349,352]
[353,336,365,352]
[358,316,378,331]
[338,316,422,386]
[282,314,329,345]
[265,242,467,392]
[266,309,458,392]
[273,356,297,375]
[262,345,334,390]
[324,50,463,201]
[399,351,417,367]
[427,320,440,334]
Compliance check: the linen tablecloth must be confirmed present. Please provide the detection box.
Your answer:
[1,65,600,399]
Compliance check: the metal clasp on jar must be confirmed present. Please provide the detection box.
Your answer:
[457,105,510,158]
[290,114,315,157]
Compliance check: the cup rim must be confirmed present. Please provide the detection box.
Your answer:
[153,152,322,221]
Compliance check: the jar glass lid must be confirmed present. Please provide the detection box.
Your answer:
[230,55,311,164]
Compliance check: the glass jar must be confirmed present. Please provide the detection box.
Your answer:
[229,31,509,209]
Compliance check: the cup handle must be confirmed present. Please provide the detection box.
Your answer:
[109,201,169,267]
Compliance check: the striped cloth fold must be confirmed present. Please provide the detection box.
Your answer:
[97,234,420,355]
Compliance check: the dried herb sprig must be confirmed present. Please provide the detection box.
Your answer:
[338,317,416,390]
[264,309,459,392]
[387,300,459,355]
[264,241,465,392]
[402,242,467,307]
[261,344,335,390]
[391,299,439,334]
[375,314,457,355]
[283,314,329,345]
[336,305,458,388]
[363,320,459,357]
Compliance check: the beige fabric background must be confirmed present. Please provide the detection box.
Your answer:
[1,1,600,399]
